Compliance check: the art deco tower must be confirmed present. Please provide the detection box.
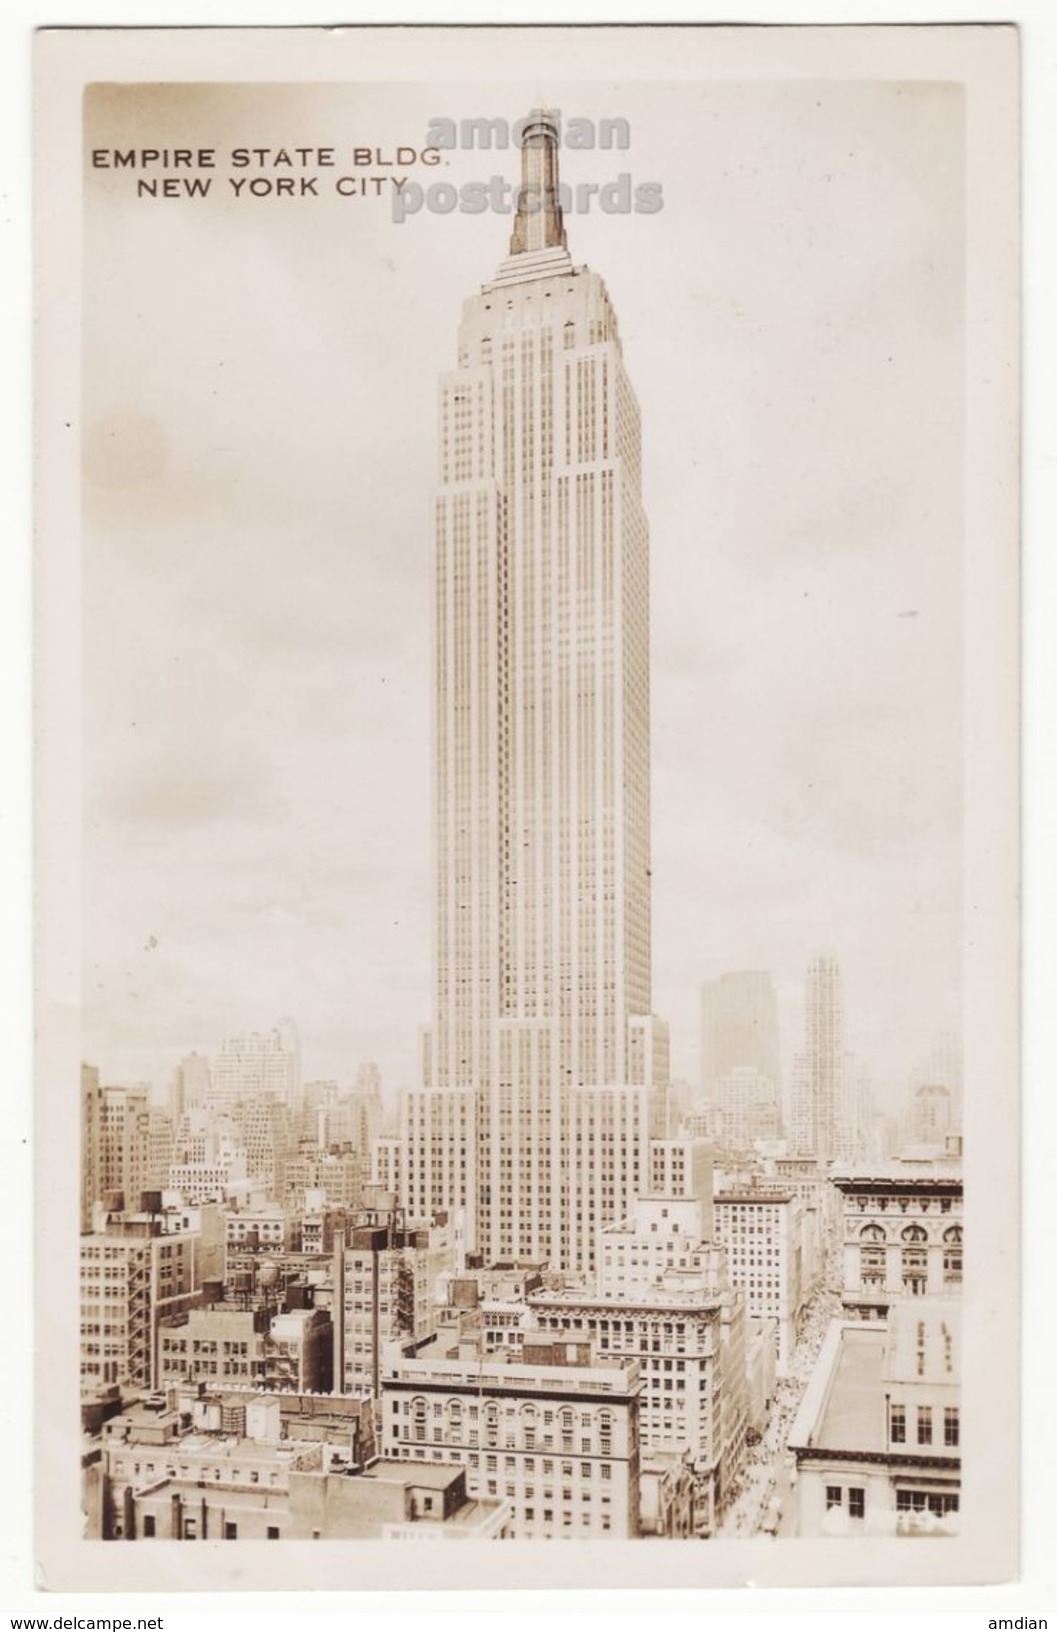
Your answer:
[408,113,668,1273]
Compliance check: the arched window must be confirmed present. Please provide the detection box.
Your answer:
[942,1225,962,1286]
[901,1227,928,1295]
[859,1224,887,1288]
[521,1402,537,1448]
[412,1396,427,1442]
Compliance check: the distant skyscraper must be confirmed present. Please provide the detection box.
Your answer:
[837,1051,874,1162]
[211,1024,301,1115]
[411,111,668,1273]
[700,972,781,1099]
[714,1066,783,1150]
[700,971,782,1147]
[349,1060,385,1151]
[169,1050,212,1124]
[80,1064,102,1231]
[909,1081,953,1145]
[790,953,844,1161]
[910,1031,963,1136]
[145,1106,175,1190]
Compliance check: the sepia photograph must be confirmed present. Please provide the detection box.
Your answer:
[32,22,1019,1595]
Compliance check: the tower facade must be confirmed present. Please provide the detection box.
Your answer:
[790,952,844,1160]
[417,113,667,1273]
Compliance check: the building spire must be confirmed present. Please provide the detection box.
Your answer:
[509,109,567,256]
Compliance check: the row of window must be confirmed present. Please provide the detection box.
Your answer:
[895,1490,959,1515]
[141,1516,281,1540]
[859,1224,962,1244]
[826,1484,866,1519]
[890,1404,959,1447]
[851,1196,956,1213]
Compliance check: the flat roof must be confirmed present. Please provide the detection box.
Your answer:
[714,1191,795,1204]
[530,1286,724,1311]
[788,1319,888,1456]
[813,1327,888,1455]
[831,1163,962,1187]
[359,1459,462,1491]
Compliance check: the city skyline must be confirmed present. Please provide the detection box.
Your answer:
[82,79,965,1110]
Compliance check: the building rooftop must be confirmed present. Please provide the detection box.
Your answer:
[788,1320,887,1457]
[814,1329,887,1455]
[530,1283,727,1312]
[831,1155,962,1188]
[384,1349,640,1398]
[360,1459,462,1492]
[714,1191,796,1205]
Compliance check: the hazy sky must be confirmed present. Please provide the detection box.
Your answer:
[81,76,965,1108]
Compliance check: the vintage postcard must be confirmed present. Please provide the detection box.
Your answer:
[34,23,1019,1593]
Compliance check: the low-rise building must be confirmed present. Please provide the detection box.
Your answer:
[436,1263,545,1355]
[167,1153,249,1205]
[381,1336,642,1539]
[157,1301,332,1393]
[787,1300,961,1537]
[831,1151,963,1321]
[95,1399,506,1540]
[281,1144,366,1213]
[224,1203,296,1256]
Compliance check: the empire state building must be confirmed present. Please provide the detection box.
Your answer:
[403,113,669,1274]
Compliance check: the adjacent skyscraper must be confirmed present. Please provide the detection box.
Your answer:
[410,112,668,1273]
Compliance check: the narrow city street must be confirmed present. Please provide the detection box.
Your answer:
[717,1246,843,1539]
